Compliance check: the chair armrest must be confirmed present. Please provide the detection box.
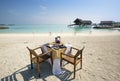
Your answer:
[72,46,85,51]
[33,46,41,50]
[61,53,74,58]
[38,50,52,57]
[71,47,79,50]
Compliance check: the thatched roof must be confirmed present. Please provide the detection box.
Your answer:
[82,20,92,25]
[73,18,82,25]
[73,18,92,25]
[99,21,114,25]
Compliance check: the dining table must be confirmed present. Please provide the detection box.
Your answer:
[47,42,67,75]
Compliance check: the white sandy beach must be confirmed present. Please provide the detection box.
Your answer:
[0,33,120,81]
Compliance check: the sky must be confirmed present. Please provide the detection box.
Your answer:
[0,0,120,24]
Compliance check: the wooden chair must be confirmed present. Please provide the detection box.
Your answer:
[27,46,53,77]
[60,46,85,78]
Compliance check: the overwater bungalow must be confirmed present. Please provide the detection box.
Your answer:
[99,21,114,26]
[68,18,92,27]
[114,22,120,27]
[73,18,83,25]
[93,21,120,29]
[82,20,92,25]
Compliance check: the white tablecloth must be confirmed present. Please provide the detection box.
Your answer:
[52,59,65,75]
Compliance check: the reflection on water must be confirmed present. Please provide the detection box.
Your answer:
[68,25,120,34]
[68,25,91,33]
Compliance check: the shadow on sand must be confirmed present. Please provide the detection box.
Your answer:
[1,62,75,81]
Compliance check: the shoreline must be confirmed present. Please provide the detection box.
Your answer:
[0,32,120,37]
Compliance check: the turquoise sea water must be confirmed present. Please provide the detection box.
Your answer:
[0,24,120,34]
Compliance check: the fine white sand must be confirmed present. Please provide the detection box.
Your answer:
[0,33,120,81]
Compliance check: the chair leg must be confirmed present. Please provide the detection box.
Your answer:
[31,60,33,69]
[37,63,40,77]
[60,59,62,68]
[80,59,82,69]
[50,55,53,66]
[74,65,76,79]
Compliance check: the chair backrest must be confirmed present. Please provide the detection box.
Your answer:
[74,46,85,58]
[27,47,38,57]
